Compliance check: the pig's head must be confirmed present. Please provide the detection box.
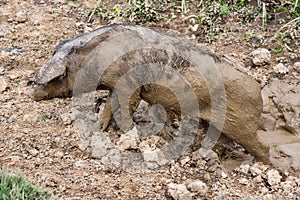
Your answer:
[30,51,72,101]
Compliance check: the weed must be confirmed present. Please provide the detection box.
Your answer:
[244,31,256,42]
[126,0,162,23]
[221,5,228,16]
[88,0,102,22]
[46,37,54,43]
[36,111,49,122]
[262,2,266,31]
[0,170,55,200]
[181,0,188,14]
[270,47,283,54]
[252,43,260,49]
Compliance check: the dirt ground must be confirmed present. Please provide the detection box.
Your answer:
[0,0,300,199]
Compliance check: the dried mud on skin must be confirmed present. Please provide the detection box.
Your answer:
[0,0,300,199]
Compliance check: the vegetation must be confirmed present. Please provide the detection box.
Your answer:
[86,0,299,48]
[0,170,55,200]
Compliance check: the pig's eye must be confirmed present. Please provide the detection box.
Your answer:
[68,46,78,55]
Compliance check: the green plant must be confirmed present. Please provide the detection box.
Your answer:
[293,0,299,12]
[181,0,188,14]
[221,5,228,15]
[262,2,266,31]
[270,47,283,54]
[252,43,260,49]
[0,170,55,200]
[37,112,49,122]
[126,0,162,23]
[88,0,102,22]
[46,37,54,43]
[244,31,256,42]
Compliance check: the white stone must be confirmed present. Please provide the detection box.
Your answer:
[261,187,269,194]
[267,169,282,185]
[250,166,262,176]
[0,67,5,75]
[250,48,271,66]
[0,77,8,92]
[139,135,160,152]
[273,63,288,74]
[143,149,169,166]
[167,183,193,200]
[15,11,28,23]
[28,148,39,157]
[239,178,248,185]
[294,62,300,72]
[54,150,64,158]
[180,156,191,166]
[23,113,39,123]
[186,180,207,194]
[296,187,300,196]
[240,164,250,174]
[191,24,199,32]
[117,126,139,150]
[254,175,263,183]
[60,113,73,125]
[74,160,85,167]
[221,171,228,179]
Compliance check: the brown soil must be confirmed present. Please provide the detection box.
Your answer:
[0,0,299,199]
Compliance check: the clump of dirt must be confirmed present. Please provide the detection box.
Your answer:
[0,0,299,199]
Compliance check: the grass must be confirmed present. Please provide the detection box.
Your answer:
[0,170,55,200]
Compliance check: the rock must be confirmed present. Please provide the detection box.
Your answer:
[239,178,248,185]
[28,148,39,157]
[180,156,191,166]
[74,160,85,167]
[0,67,5,75]
[273,63,288,74]
[239,164,250,174]
[254,175,263,183]
[296,187,300,196]
[221,171,228,179]
[203,173,211,182]
[167,183,193,200]
[133,100,149,123]
[199,149,219,162]
[117,126,139,150]
[267,169,282,185]
[257,130,300,169]
[185,179,207,194]
[60,113,73,125]
[190,24,199,32]
[260,79,300,135]
[0,77,8,92]
[8,74,19,80]
[294,62,300,72]
[23,113,39,123]
[250,48,271,66]
[143,149,169,167]
[270,143,300,170]
[54,150,64,158]
[15,11,28,23]
[139,135,160,152]
[250,166,262,176]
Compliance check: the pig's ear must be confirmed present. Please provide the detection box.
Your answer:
[33,53,67,85]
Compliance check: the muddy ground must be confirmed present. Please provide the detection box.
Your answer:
[0,0,300,199]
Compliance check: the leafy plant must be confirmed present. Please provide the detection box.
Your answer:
[270,47,283,54]
[221,5,228,15]
[126,0,162,23]
[244,31,256,42]
[0,170,55,200]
